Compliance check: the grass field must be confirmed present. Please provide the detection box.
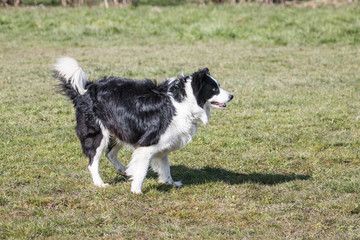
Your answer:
[1,4,360,239]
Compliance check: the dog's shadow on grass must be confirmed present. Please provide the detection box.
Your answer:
[168,165,310,186]
[112,165,310,191]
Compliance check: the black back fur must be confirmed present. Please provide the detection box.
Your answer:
[57,75,184,148]
[90,77,176,147]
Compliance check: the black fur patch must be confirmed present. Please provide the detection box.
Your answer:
[74,93,103,164]
[75,77,175,146]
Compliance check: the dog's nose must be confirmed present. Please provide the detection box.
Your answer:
[229,94,234,101]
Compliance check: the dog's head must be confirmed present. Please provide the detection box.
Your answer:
[191,68,233,109]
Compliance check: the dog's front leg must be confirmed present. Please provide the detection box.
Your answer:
[151,154,182,187]
[126,147,154,194]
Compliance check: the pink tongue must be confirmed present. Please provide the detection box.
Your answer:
[212,102,225,107]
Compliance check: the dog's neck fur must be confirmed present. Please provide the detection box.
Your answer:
[167,75,210,126]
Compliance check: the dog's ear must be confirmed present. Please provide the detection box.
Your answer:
[202,67,209,74]
[197,68,209,77]
[192,67,210,83]
[191,68,209,97]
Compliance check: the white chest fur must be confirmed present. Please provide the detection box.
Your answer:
[157,80,209,153]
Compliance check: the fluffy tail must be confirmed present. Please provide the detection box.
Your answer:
[53,57,88,99]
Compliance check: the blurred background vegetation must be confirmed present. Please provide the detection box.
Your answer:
[2,0,358,8]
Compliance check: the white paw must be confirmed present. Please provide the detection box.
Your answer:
[130,181,143,194]
[95,183,110,188]
[131,188,143,195]
[173,181,183,187]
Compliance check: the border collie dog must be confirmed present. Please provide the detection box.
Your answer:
[54,57,233,194]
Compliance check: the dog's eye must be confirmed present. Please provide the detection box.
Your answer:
[212,88,217,92]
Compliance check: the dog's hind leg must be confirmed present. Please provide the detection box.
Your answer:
[87,128,110,188]
[151,154,182,187]
[77,119,110,188]
[126,147,154,194]
[105,138,127,176]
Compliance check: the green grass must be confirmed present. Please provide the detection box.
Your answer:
[1,4,360,239]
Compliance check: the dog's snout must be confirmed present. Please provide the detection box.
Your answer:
[229,94,234,101]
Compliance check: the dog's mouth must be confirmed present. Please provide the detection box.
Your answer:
[211,101,226,108]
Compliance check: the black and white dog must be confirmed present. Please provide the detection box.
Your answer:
[54,57,233,194]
